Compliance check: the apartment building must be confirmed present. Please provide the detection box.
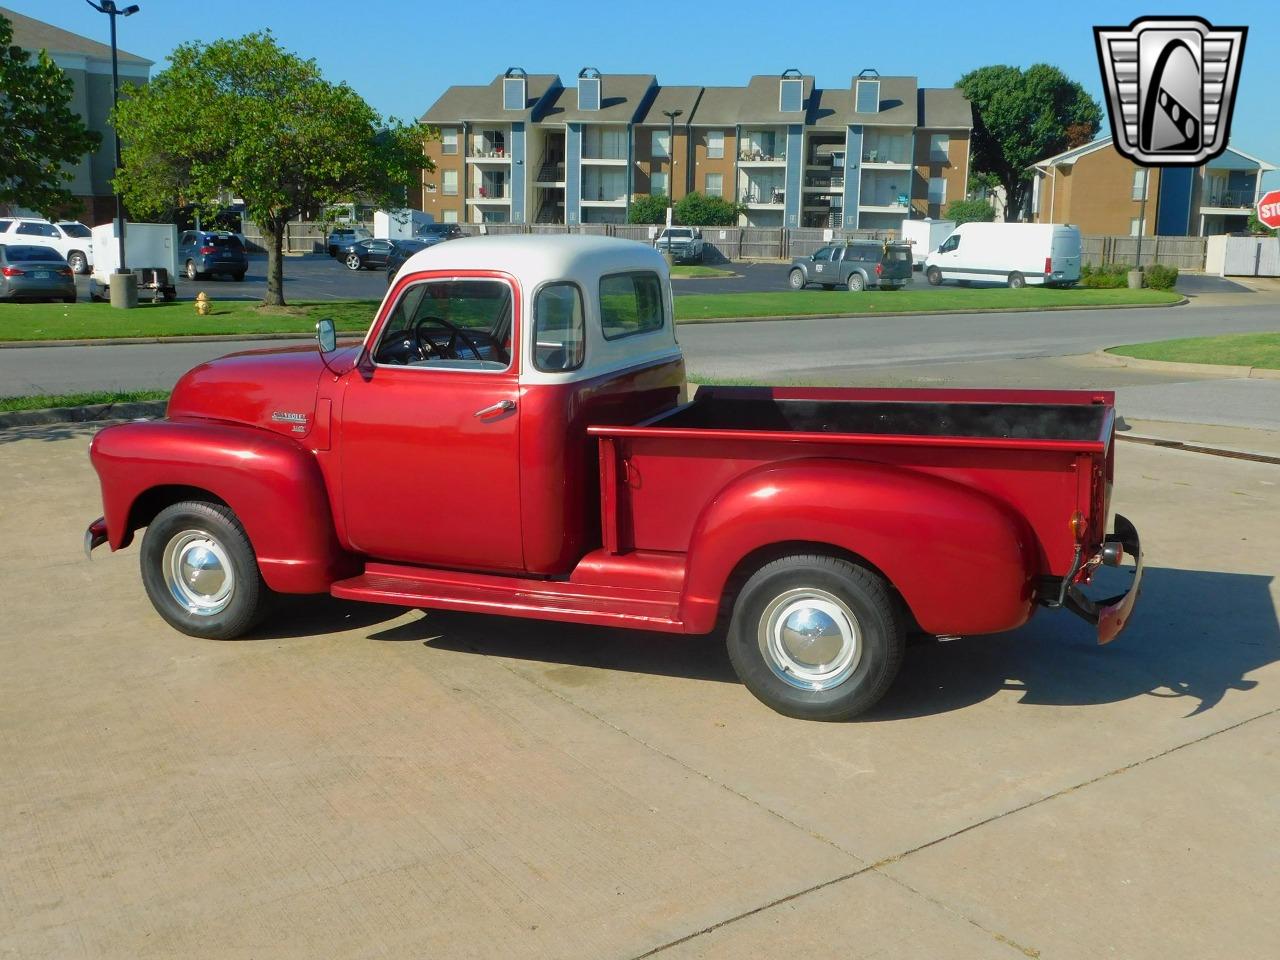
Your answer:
[3,6,151,223]
[419,68,973,230]
[1030,136,1276,236]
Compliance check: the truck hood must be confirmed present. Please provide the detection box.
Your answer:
[167,343,361,440]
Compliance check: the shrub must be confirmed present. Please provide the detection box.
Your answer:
[674,191,741,227]
[944,198,995,224]
[1145,264,1179,290]
[628,193,668,225]
[1081,263,1128,288]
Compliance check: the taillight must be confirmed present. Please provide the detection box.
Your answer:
[875,262,883,275]
[1045,256,1053,274]
[199,246,217,255]
[1070,510,1087,541]
[59,267,74,277]
[1,266,23,277]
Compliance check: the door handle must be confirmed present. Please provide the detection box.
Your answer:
[474,399,516,418]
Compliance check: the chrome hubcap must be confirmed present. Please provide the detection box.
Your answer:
[758,587,861,691]
[162,530,234,616]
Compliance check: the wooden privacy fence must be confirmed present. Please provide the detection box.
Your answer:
[244,220,1208,270]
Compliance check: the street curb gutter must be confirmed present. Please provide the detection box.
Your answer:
[0,400,167,430]
[1095,349,1280,380]
[0,297,1187,347]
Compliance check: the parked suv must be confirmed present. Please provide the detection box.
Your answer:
[326,226,372,258]
[654,227,705,264]
[788,240,913,291]
[415,222,464,246]
[0,218,94,274]
[178,230,248,281]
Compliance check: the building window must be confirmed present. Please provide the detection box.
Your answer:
[705,172,723,197]
[780,77,804,113]
[583,126,627,160]
[649,170,668,197]
[442,170,458,196]
[473,129,506,157]
[742,130,783,161]
[442,209,459,223]
[928,177,946,205]
[503,77,526,111]
[578,72,601,111]
[1131,168,1149,200]
[651,129,670,159]
[856,78,880,113]
[707,130,724,159]
[583,167,626,202]
[929,134,950,163]
[441,128,458,155]
[1129,217,1145,235]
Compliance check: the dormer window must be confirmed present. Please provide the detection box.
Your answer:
[779,68,804,113]
[856,69,880,114]
[578,67,601,111]
[503,67,527,111]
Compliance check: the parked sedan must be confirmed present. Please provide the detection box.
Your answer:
[385,239,430,284]
[342,238,396,271]
[327,226,372,258]
[178,230,248,281]
[0,245,76,303]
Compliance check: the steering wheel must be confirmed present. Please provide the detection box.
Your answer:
[410,315,487,362]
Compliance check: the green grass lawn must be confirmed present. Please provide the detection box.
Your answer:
[670,265,736,278]
[0,389,170,413]
[673,286,1181,321]
[1107,332,1280,369]
[0,299,378,342]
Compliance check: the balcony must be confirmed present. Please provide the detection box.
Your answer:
[1201,188,1255,210]
[804,174,844,191]
[740,188,786,208]
[466,151,510,164]
[739,152,787,166]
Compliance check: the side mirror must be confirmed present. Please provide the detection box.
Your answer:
[316,317,336,354]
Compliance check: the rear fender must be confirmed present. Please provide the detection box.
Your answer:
[680,458,1035,636]
[89,419,354,593]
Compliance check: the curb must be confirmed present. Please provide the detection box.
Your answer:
[676,296,1188,326]
[1095,349,1280,380]
[0,399,167,430]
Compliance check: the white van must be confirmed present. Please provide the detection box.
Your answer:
[923,222,1082,288]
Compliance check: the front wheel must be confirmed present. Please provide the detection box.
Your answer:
[140,501,273,640]
[926,266,943,286]
[345,253,362,270]
[186,260,204,281]
[846,273,866,292]
[788,269,806,290]
[1007,271,1026,289]
[67,251,88,275]
[726,554,905,721]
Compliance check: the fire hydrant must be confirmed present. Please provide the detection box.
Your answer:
[195,291,211,315]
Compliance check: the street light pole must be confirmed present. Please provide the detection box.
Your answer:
[662,109,682,228]
[85,1,140,306]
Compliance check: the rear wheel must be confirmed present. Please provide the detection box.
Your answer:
[788,269,806,290]
[1007,271,1026,289]
[846,272,866,292]
[345,253,362,271]
[726,554,905,721]
[140,501,273,640]
[926,266,943,286]
[186,260,204,281]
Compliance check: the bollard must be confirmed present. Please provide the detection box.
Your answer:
[109,271,138,309]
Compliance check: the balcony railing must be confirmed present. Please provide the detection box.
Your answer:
[804,175,844,189]
[739,151,786,162]
[1203,189,1255,209]
[741,189,786,205]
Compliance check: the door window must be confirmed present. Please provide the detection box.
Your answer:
[939,234,960,253]
[374,279,513,371]
[812,247,834,262]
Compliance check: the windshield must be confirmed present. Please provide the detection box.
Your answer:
[375,278,513,370]
[57,223,92,238]
[664,229,693,239]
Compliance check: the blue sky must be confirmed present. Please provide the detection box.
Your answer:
[14,0,1279,189]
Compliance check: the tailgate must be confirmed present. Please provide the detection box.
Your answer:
[881,246,913,280]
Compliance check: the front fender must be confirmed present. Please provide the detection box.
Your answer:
[89,419,354,594]
[680,458,1035,636]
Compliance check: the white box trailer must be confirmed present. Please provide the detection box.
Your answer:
[374,208,434,241]
[900,218,955,267]
[923,222,1082,288]
[88,222,179,301]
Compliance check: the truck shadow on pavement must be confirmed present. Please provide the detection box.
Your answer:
[384,565,1276,720]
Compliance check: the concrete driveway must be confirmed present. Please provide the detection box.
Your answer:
[2,423,1277,958]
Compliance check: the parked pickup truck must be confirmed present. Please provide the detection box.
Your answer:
[788,239,913,291]
[654,227,705,263]
[85,235,1141,721]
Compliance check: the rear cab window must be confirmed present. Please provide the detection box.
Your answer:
[599,271,664,341]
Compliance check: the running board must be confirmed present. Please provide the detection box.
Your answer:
[331,563,686,633]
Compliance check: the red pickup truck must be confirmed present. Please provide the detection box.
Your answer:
[86,235,1141,720]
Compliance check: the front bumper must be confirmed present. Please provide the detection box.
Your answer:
[1064,514,1143,644]
[84,516,108,559]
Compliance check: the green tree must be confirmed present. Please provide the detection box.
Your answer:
[944,199,996,224]
[674,192,741,226]
[0,13,101,216]
[1247,211,1277,237]
[628,194,668,224]
[111,32,428,306]
[958,64,1102,222]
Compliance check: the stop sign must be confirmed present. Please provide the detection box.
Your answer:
[1257,190,1280,229]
